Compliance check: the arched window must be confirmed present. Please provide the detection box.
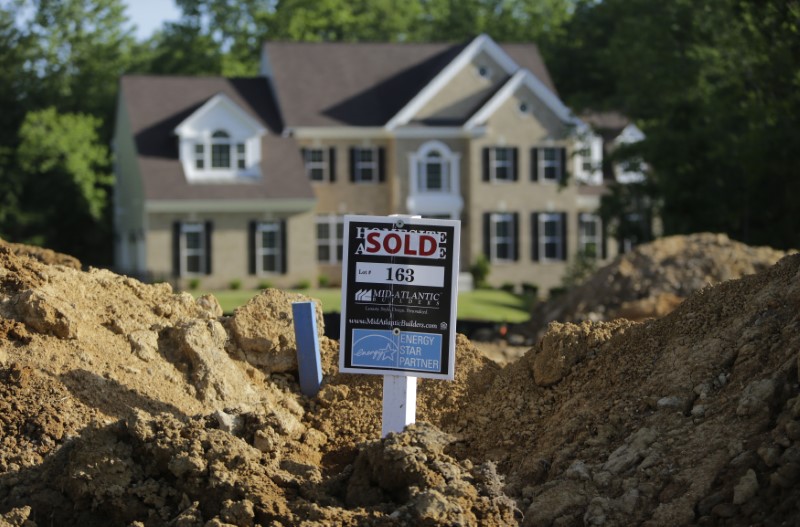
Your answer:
[211,130,231,168]
[418,145,450,192]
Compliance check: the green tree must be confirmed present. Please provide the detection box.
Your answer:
[14,108,112,262]
[549,0,800,250]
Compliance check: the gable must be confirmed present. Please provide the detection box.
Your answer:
[465,69,577,134]
[174,93,266,140]
[413,49,509,125]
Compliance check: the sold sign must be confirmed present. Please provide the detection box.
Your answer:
[354,228,446,259]
[339,215,460,380]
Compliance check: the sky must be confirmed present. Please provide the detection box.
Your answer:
[125,0,182,40]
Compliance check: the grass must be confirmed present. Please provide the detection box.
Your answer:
[194,287,530,323]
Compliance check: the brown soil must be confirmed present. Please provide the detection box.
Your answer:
[526,233,787,339]
[1,240,799,526]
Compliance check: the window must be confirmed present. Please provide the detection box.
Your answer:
[256,221,282,273]
[579,214,601,258]
[353,147,377,182]
[419,150,449,192]
[532,213,566,262]
[174,222,210,276]
[193,129,246,172]
[531,147,566,182]
[316,215,344,263]
[304,148,328,181]
[484,213,517,263]
[484,147,517,182]
[195,144,204,169]
[211,130,231,168]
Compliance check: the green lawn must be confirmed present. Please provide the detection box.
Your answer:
[194,287,530,323]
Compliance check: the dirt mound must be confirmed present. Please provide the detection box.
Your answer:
[1,242,799,525]
[0,238,81,269]
[527,233,786,338]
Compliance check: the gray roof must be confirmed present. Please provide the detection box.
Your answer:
[264,38,557,128]
[119,75,313,202]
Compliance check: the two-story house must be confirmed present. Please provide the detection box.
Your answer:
[113,34,616,293]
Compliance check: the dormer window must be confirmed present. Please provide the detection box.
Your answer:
[174,93,266,183]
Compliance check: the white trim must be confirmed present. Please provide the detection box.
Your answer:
[255,220,283,274]
[289,126,488,140]
[489,212,516,263]
[578,213,602,258]
[538,213,564,262]
[393,126,487,139]
[145,198,316,214]
[385,34,519,130]
[465,69,579,129]
[174,93,266,137]
[316,214,344,264]
[180,222,206,276]
[290,127,389,139]
[407,140,463,218]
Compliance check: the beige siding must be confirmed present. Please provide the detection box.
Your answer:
[146,211,316,290]
[416,51,507,122]
[297,139,393,216]
[468,90,578,292]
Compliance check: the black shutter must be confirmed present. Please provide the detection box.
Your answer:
[378,147,386,182]
[349,147,356,182]
[172,221,181,277]
[559,148,567,183]
[560,212,568,261]
[531,213,539,261]
[204,221,213,275]
[483,213,491,259]
[300,147,308,175]
[280,220,287,274]
[512,148,519,181]
[512,212,519,260]
[328,147,336,182]
[531,148,539,181]
[248,221,257,275]
[601,217,608,259]
[482,148,490,181]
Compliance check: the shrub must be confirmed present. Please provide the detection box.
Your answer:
[228,279,242,290]
[561,250,598,289]
[470,254,491,289]
[294,279,311,290]
[521,282,539,297]
[188,278,201,291]
[318,275,330,288]
[500,282,516,293]
[257,280,273,290]
[549,286,567,298]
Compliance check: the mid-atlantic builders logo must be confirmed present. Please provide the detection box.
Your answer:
[355,288,441,307]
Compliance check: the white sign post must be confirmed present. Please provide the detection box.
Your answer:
[339,215,460,437]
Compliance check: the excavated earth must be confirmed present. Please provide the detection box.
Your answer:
[527,233,787,339]
[1,239,799,526]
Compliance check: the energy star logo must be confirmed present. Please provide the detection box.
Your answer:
[355,289,375,302]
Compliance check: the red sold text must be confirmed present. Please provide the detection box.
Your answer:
[354,227,447,259]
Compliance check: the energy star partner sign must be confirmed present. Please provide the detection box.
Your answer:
[339,215,460,380]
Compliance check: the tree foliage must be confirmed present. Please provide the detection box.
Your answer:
[549,0,800,250]
[14,108,112,259]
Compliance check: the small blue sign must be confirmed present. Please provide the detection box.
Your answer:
[351,329,442,373]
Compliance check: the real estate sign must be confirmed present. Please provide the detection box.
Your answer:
[339,215,460,380]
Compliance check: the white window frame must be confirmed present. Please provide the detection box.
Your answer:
[181,222,206,276]
[419,150,449,192]
[579,214,601,258]
[490,147,515,182]
[539,147,561,183]
[490,213,515,263]
[193,129,247,173]
[354,147,378,183]
[539,213,563,262]
[316,215,344,264]
[256,221,282,274]
[304,148,328,182]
